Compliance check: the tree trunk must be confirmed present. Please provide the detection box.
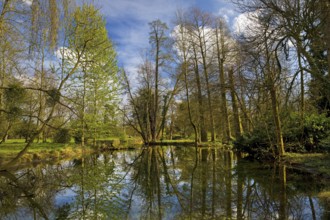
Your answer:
[215,26,231,142]
[0,43,4,118]
[270,81,285,156]
[93,83,97,147]
[192,45,207,142]
[36,39,46,143]
[81,69,87,147]
[198,28,215,141]
[266,40,285,156]
[169,109,174,140]
[152,41,159,142]
[228,67,243,138]
[322,0,330,76]
[0,122,11,144]
[183,62,199,144]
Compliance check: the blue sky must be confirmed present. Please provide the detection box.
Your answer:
[89,0,239,73]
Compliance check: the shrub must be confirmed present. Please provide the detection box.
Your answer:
[282,113,330,152]
[72,130,90,144]
[53,128,71,144]
[303,114,330,151]
[235,113,330,159]
[15,122,38,142]
[234,126,276,160]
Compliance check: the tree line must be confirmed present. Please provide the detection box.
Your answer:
[123,0,330,158]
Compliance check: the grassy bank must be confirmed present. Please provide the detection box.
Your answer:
[283,153,330,204]
[282,153,330,178]
[0,138,144,168]
[0,140,93,167]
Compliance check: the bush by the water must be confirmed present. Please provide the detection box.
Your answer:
[73,130,82,144]
[234,113,330,159]
[53,128,71,143]
[303,114,330,151]
[234,127,276,160]
[283,113,330,152]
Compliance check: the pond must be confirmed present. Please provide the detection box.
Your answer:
[0,146,329,220]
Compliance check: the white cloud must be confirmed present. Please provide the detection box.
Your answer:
[55,47,77,62]
[233,12,261,37]
[22,0,32,6]
[217,7,236,23]
[233,10,293,56]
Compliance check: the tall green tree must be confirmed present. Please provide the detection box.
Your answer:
[68,4,119,146]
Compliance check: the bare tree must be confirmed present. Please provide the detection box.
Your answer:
[148,19,170,142]
[214,17,232,142]
[173,10,199,143]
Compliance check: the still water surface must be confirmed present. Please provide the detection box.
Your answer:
[0,146,329,219]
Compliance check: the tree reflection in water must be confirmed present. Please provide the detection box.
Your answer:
[0,146,329,219]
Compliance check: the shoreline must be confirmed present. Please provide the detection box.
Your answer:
[1,142,329,181]
[280,153,330,179]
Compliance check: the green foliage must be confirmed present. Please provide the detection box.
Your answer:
[281,113,304,152]
[68,4,119,141]
[3,83,26,121]
[14,121,38,142]
[235,113,330,158]
[4,83,26,104]
[53,128,71,144]
[6,106,22,121]
[72,130,86,144]
[73,131,82,144]
[303,114,330,151]
[282,113,330,152]
[234,127,275,160]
